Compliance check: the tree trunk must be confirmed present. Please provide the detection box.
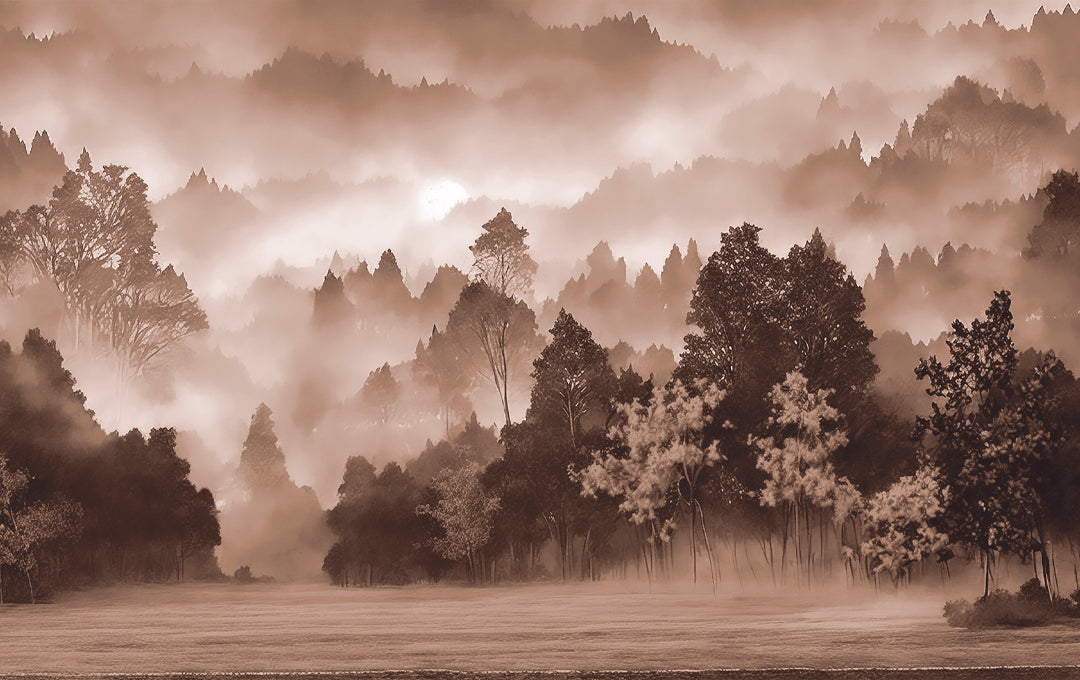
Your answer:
[580,529,591,582]
[24,568,34,604]
[690,500,698,584]
[983,548,992,599]
[696,500,718,596]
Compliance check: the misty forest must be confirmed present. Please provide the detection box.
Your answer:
[9,0,1080,672]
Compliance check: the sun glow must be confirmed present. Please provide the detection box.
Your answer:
[419,179,469,221]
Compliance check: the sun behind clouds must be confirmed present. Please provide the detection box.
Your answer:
[419,178,469,221]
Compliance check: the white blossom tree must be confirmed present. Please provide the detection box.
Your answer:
[579,379,726,589]
[752,369,854,586]
[861,466,950,587]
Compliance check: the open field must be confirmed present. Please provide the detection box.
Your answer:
[2,582,1080,676]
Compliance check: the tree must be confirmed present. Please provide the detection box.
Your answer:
[529,309,616,447]
[678,223,787,396]
[372,249,413,313]
[176,486,220,581]
[446,280,540,426]
[861,467,949,587]
[0,151,206,382]
[752,370,853,586]
[469,208,538,299]
[313,269,355,326]
[915,291,1059,598]
[417,462,501,582]
[580,379,726,589]
[414,325,471,437]
[0,454,83,603]
[325,459,426,586]
[107,264,208,379]
[361,363,400,424]
[1024,169,1080,259]
[238,403,290,491]
[781,229,877,413]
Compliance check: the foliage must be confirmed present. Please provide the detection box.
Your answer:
[446,280,540,426]
[908,76,1066,169]
[469,208,538,299]
[239,403,290,491]
[417,463,501,580]
[0,151,206,374]
[0,454,83,603]
[861,467,949,584]
[915,291,1062,596]
[781,229,877,412]
[414,324,471,436]
[678,223,785,393]
[529,309,616,446]
[943,579,1078,628]
[324,458,429,586]
[753,371,850,513]
[1026,170,1080,258]
[361,362,400,424]
[581,380,725,534]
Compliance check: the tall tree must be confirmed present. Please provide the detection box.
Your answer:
[107,265,208,379]
[446,281,539,426]
[915,291,1060,597]
[238,403,290,491]
[529,309,616,447]
[1024,169,1080,259]
[414,325,470,437]
[677,223,787,394]
[0,151,206,379]
[781,229,877,413]
[469,208,538,299]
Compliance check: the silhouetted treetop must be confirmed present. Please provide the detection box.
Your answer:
[239,403,290,491]
[469,208,538,300]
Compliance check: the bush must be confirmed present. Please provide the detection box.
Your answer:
[1070,587,1080,606]
[944,584,1054,628]
[233,565,253,583]
[1018,577,1051,606]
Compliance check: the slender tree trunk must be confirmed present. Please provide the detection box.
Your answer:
[690,500,698,584]
[696,500,718,596]
[24,568,34,604]
[984,548,992,599]
[793,501,801,585]
[641,536,652,591]
[1035,519,1055,602]
[580,529,591,582]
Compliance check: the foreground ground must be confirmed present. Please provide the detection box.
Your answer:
[2,582,1080,674]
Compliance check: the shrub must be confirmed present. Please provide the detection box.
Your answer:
[233,565,254,583]
[944,586,1053,628]
[1018,577,1051,606]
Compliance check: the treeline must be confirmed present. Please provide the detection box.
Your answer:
[323,189,1080,598]
[0,330,220,602]
[864,168,1080,372]
[321,213,900,586]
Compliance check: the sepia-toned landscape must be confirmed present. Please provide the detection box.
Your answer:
[4,0,1080,676]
